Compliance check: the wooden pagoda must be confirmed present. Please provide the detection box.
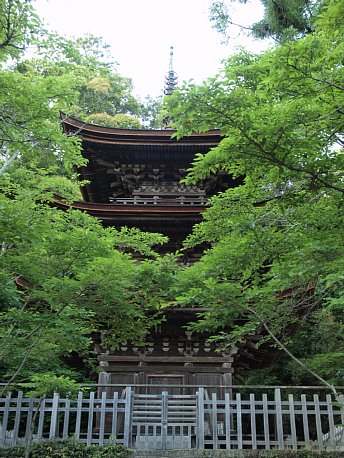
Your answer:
[59,113,265,390]
[59,114,238,248]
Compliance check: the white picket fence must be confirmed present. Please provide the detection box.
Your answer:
[0,387,343,451]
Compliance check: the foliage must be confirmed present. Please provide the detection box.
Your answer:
[20,373,83,398]
[16,33,141,127]
[140,95,164,129]
[196,452,344,458]
[0,0,42,61]
[1,442,343,458]
[166,0,344,385]
[0,66,84,176]
[209,0,321,42]
[112,226,168,257]
[0,4,96,176]
[245,310,344,386]
[250,0,317,40]
[78,72,140,119]
[0,438,131,457]
[85,112,141,129]
[0,0,178,390]
[0,180,173,387]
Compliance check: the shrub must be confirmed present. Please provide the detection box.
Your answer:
[0,438,131,458]
[198,452,344,458]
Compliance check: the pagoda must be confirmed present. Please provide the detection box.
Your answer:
[58,114,246,388]
[58,50,276,392]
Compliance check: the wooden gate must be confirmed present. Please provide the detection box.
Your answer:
[132,391,197,450]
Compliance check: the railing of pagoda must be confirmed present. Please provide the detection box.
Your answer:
[0,385,343,451]
[109,196,207,205]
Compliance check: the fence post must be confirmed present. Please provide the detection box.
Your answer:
[340,394,344,423]
[314,394,324,451]
[49,392,59,439]
[12,391,23,446]
[338,394,344,446]
[236,393,243,449]
[262,393,270,450]
[326,394,336,449]
[86,392,95,446]
[301,393,310,448]
[225,392,231,450]
[212,392,218,449]
[196,388,205,449]
[37,397,46,441]
[111,391,119,441]
[275,388,284,450]
[161,391,168,450]
[0,392,12,447]
[250,393,257,449]
[24,397,35,445]
[62,397,71,439]
[98,391,107,445]
[74,391,83,441]
[288,394,297,450]
[123,386,133,447]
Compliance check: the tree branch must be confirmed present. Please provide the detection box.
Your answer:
[0,328,44,398]
[247,306,342,404]
[202,101,344,194]
[0,148,19,175]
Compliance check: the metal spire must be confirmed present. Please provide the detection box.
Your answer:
[164,46,178,96]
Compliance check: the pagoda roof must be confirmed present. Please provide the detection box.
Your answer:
[60,113,222,147]
[54,196,205,218]
[53,196,204,238]
[60,113,229,205]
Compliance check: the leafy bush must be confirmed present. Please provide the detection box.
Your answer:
[0,438,131,458]
[198,452,344,458]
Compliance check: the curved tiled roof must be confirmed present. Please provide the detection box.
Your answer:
[60,112,221,146]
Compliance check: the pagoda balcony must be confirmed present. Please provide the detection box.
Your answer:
[109,195,207,206]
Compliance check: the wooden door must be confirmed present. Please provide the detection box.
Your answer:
[146,373,185,395]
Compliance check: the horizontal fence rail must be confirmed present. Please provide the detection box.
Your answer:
[0,387,343,451]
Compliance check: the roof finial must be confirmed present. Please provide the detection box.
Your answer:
[169,45,174,71]
[164,46,178,96]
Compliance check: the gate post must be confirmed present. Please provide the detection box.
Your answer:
[161,391,168,450]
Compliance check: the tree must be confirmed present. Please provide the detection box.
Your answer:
[0,2,176,392]
[166,0,344,388]
[78,72,140,119]
[140,95,164,129]
[85,112,141,129]
[1,22,142,174]
[0,181,172,391]
[209,0,322,42]
[21,374,83,458]
[16,33,142,128]
[0,3,88,176]
[0,66,84,176]
[0,0,41,60]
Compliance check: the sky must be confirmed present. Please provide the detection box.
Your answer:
[33,0,270,100]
